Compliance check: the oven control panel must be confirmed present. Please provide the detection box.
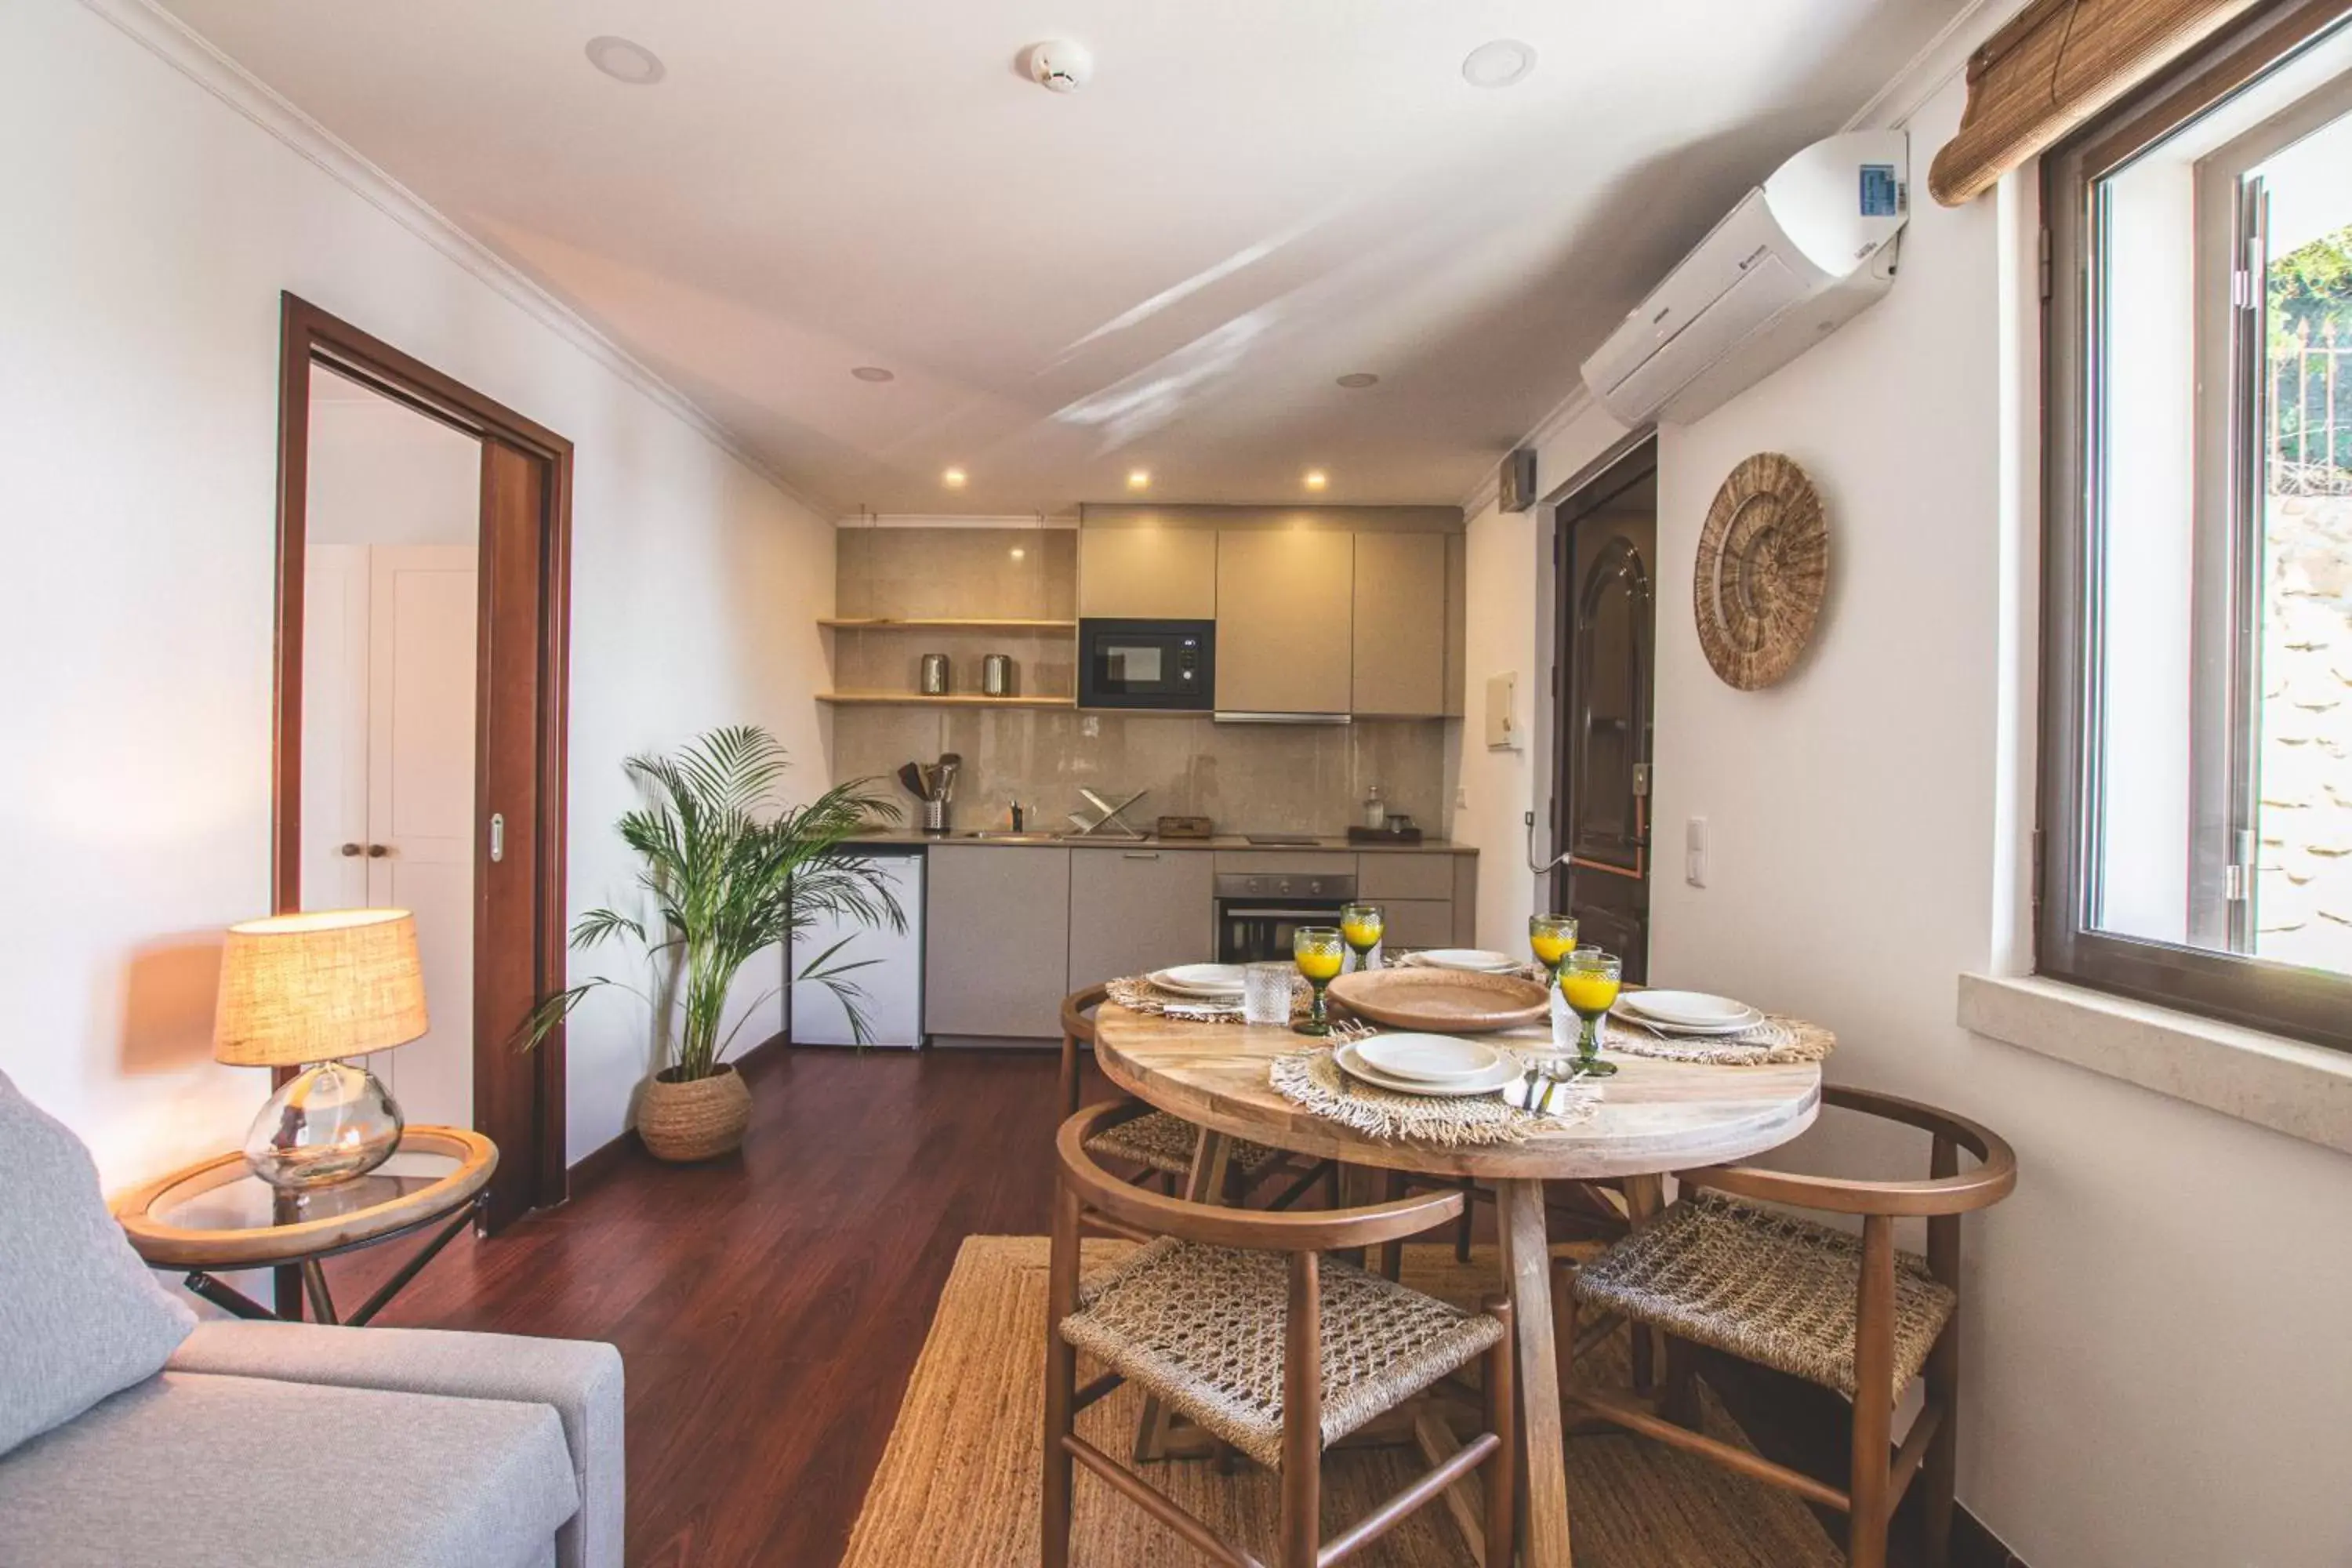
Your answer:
[1212,873,1359,902]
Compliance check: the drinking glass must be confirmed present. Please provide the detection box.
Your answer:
[1338,902,1385,972]
[1559,949,1623,1076]
[1292,927,1345,1036]
[1242,962,1295,1027]
[1528,914,1577,985]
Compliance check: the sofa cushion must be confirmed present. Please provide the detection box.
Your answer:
[0,1070,194,1458]
[0,1370,580,1568]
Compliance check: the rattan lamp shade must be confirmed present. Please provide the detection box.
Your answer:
[212,909,429,1067]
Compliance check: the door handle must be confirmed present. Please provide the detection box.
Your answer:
[366,844,390,858]
[1122,851,1161,860]
[489,813,505,864]
[338,843,364,858]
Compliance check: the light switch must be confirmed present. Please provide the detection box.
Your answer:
[1685,817,1708,887]
[1483,673,1521,750]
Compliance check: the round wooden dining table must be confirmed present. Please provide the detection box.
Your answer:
[1091,1002,1827,1568]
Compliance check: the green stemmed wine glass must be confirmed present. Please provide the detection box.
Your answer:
[1293,926,1345,1036]
[1559,949,1623,1076]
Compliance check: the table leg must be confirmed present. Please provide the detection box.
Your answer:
[1623,1175,1664,1394]
[183,1270,278,1320]
[1134,1129,1231,1463]
[299,1258,340,1325]
[1497,1177,1573,1568]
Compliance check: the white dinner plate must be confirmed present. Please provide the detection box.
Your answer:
[1333,1040,1523,1098]
[1149,964,1247,997]
[1406,948,1519,974]
[1617,989,1761,1029]
[1352,1033,1505,1085]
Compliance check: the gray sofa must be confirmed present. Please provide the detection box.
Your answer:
[0,1071,623,1568]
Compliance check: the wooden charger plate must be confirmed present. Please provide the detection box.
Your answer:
[1326,967,1550,1033]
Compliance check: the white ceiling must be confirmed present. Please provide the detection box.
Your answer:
[160,0,1969,514]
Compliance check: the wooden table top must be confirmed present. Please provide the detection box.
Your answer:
[113,1127,497,1269]
[1092,1006,1824,1180]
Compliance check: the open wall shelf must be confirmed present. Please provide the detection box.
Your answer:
[818,618,1076,633]
[815,691,1076,710]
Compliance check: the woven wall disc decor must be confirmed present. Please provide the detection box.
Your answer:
[1693,452,1828,690]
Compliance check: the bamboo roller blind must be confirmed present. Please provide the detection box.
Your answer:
[1929,0,2261,205]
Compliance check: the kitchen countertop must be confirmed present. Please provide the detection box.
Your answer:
[843,829,1476,855]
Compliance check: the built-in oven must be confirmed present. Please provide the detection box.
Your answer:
[1214,871,1357,964]
[1077,618,1214,710]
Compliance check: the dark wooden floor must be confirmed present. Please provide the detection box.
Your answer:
[328,1046,1997,1568]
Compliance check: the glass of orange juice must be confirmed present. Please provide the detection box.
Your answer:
[1559,949,1622,1076]
[1293,926,1345,1036]
[1529,913,1578,986]
[1338,902,1385,972]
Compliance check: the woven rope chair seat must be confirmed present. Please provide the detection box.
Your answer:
[1573,1192,1955,1402]
[1059,1238,1503,1468]
[1081,1111,1287,1178]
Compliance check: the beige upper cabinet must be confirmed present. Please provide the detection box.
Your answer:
[1215,529,1354,713]
[1351,532,1450,717]
[1078,527,1218,620]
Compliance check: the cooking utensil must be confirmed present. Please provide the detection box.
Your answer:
[897,762,927,799]
[935,754,961,802]
[1325,968,1550,1034]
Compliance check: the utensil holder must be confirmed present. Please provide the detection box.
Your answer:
[922,799,949,834]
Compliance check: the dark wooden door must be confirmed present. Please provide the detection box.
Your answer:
[474,439,560,1231]
[1553,452,1657,981]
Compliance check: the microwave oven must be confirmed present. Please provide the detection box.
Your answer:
[1076,618,1215,710]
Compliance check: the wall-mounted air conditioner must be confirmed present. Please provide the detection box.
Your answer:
[1581,131,1909,426]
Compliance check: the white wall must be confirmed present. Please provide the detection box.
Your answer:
[1455,31,2352,1566]
[0,0,837,1183]
[307,380,482,549]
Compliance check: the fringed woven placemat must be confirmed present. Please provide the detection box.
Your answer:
[1602,1012,1834,1066]
[1269,1045,1596,1145]
[1104,974,1306,1023]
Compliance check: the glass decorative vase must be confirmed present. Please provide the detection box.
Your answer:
[241,1059,405,1192]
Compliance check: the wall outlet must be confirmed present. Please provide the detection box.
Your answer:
[1454,785,1469,810]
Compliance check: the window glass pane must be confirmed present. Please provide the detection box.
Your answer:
[2085,38,2352,978]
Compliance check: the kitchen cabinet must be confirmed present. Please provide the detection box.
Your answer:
[924,844,1070,1040]
[1078,527,1218,620]
[1351,532,1450,716]
[1356,852,1456,902]
[1068,848,1216,986]
[1379,899,1457,948]
[1215,529,1354,713]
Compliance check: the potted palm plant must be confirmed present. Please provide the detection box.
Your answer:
[521,724,904,1161]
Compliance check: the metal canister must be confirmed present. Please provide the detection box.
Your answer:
[981,653,1014,697]
[919,653,951,695]
[922,798,949,834]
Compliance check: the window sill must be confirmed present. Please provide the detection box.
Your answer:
[1956,973,2352,1156]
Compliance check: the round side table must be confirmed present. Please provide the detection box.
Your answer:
[113,1126,497,1326]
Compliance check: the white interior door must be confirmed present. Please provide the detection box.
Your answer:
[365,545,479,1130]
[299,544,371,912]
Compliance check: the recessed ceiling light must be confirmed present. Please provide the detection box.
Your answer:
[1461,39,1537,89]
[942,467,968,488]
[1303,470,1330,492]
[1335,372,1380,389]
[1127,469,1152,490]
[585,35,666,86]
[850,365,895,383]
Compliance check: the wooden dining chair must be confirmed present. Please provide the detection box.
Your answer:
[1045,1100,1516,1568]
[1060,984,1331,1209]
[1555,1086,2016,1568]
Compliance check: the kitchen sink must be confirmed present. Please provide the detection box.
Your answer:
[946,829,1071,844]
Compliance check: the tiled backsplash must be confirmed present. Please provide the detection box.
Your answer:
[826,524,1452,836]
[833,706,1449,837]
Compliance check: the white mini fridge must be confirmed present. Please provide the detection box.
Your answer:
[789,846,926,1048]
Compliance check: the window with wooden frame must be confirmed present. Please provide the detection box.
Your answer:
[2042,1,2352,1049]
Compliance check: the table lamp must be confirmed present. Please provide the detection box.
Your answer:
[212,909,427,1192]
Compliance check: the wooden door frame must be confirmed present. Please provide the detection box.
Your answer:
[271,292,573,1221]
[1548,430,1658,954]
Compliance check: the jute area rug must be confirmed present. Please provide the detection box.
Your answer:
[842,1236,1842,1567]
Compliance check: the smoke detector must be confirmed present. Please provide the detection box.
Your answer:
[1026,40,1094,93]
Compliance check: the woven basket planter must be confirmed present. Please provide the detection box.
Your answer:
[637,1064,752,1162]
